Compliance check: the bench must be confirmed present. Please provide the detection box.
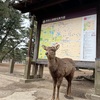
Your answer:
[31,59,95,79]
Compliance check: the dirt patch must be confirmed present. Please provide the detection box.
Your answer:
[43,68,94,99]
[0,63,94,99]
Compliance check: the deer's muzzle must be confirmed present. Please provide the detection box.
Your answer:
[45,52,48,55]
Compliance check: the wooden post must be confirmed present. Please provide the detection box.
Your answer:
[9,59,15,73]
[38,64,44,78]
[95,1,100,95]
[24,15,35,79]
[32,63,38,78]
[28,15,35,57]
[33,20,42,61]
[95,59,100,95]
[24,57,31,79]
[32,20,42,78]
[96,1,100,59]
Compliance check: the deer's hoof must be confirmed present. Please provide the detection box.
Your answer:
[64,95,73,99]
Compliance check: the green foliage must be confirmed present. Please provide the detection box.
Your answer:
[0,0,29,62]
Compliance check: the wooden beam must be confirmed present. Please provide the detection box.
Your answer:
[16,0,69,13]
[31,0,69,12]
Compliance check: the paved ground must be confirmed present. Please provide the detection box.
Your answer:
[0,63,94,100]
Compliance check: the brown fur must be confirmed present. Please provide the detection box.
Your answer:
[42,44,76,100]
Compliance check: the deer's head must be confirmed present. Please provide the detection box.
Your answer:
[42,44,60,59]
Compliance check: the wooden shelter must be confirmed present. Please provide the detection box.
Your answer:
[12,0,97,19]
[11,0,100,98]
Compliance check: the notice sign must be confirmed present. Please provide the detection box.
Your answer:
[38,14,96,61]
[82,15,96,61]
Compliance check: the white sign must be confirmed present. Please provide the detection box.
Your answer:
[82,15,96,61]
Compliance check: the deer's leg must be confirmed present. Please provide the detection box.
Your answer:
[52,78,57,100]
[56,77,63,100]
[65,73,74,97]
[67,77,71,96]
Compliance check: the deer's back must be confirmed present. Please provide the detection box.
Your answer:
[49,57,75,77]
[62,58,75,66]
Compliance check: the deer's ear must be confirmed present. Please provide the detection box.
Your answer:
[55,44,60,50]
[42,45,47,50]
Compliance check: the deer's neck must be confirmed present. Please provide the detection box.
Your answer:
[48,57,56,67]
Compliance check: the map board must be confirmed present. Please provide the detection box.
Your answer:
[38,14,96,61]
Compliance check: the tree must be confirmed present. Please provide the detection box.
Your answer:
[0,0,30,62]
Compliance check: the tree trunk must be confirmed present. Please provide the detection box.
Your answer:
[0,59,2,63]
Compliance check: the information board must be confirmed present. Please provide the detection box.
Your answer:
[38,14,96,61]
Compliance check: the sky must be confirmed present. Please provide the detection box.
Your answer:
[21,13,30,28]
[2,0,6,2]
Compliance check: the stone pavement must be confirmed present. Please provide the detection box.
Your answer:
[0,74,88,100]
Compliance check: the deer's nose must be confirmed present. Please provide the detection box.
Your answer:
[45,52,48,55]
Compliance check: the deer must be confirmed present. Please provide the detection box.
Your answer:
[42,44,76,100]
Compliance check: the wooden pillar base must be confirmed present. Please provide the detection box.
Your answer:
[31,63,38,78]
[24,57,31,79]
[9,59,15,73]
[95,59,100,95]
[24,58,44,80]
[86,89,100,100]
[38,64,44,78]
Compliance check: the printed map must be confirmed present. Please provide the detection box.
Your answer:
[38,14,96,61]
[83,16,95,31]
[38,17,82,60]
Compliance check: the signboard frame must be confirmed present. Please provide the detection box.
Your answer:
[38,14,97,61]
